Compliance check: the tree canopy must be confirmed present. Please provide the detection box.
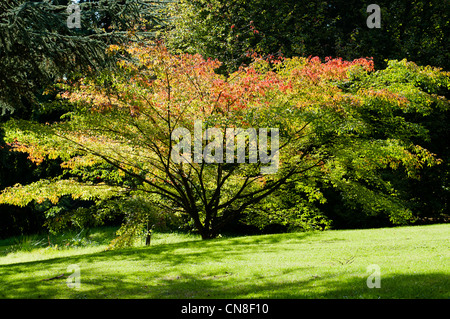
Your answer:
[1,42,448,240]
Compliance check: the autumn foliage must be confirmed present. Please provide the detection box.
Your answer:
[1,42,448,241]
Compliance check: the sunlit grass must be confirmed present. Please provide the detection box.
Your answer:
[0,227,115,265]
[0,224,448,299]
[0,227,201,265]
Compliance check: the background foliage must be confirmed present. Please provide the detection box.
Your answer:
[166,0,449,73]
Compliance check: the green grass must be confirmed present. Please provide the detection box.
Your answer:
[0,224,448,299]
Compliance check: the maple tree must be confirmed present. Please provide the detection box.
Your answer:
[1,42,447,241]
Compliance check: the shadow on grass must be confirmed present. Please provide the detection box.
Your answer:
[1,268,448,299]
[0,233,306,298]
[1,231,315,266]
[0,232,448,299]
[154,272,450,299]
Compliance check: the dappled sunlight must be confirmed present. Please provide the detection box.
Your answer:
[0,225,448,299]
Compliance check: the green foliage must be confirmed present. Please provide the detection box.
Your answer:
[246,195,332,232]
[6,234,47,253]
[165,0,449,73]
[0,178,126,207]
[35,191,183,249]
[243,169,332,232]
[0,226,117,255]
[98,194,182,249]
[335,59,450,223]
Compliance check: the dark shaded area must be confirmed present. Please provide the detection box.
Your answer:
[170,0,449,72]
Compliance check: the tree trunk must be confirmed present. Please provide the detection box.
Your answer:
[145,231,151,246]
[200,229,216,240]
[145,222,152,246]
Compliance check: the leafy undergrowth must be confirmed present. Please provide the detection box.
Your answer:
[0,224,448,299]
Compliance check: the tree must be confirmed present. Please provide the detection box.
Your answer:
[165,0,449,73]
[332,59,450,225]
[0,0,169,116]
[1,42,446,240]
[0,0,171,236]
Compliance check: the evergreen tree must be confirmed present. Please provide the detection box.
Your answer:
[0,0,169,115]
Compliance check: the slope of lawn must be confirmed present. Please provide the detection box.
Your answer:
[0,224,448,299]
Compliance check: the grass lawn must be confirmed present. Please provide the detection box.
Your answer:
[0,224,448,299]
